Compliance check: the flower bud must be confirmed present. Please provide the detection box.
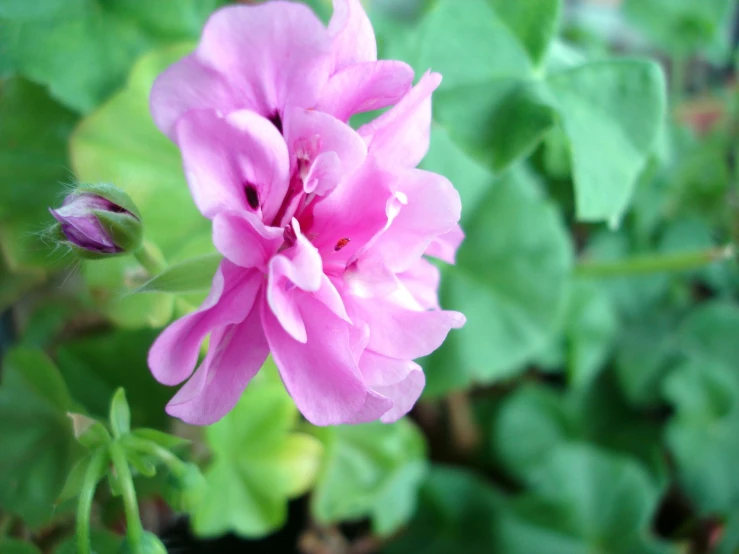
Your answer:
[119,532,167,554]
[49,183,142,259]
[163,462,207,513]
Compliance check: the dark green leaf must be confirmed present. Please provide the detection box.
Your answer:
[488,0,562,66]
[0,539,42,554]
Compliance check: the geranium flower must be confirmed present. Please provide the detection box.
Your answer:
[147,0,465,425]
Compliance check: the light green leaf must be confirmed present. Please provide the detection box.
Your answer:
[424,168,573,395]
[0,348,80,528]
[312,419,428,536]
[134,253,221,294]
[0,78,77,275]
[488,0,562,66]
[70,44,213,328]
[547,60,667,223]
[109,388,131,438]
[194,362,323,538]
[0,0,227,113]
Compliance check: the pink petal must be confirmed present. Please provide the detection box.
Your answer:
[175,109,290,222]
[425,224,465,264]
[213,211,283,270]
[328,0,376,71]
[367,169,461,273]
[196,3,333,118]
[316,61,414,122]
[310,159,394,265]
[263,294,392,425]
[283,107,367,191]
[266,220,324,342]
[359,71,441,168]
[165,303,268,425]
[351,297,465,360]
[397,258,441,310]
[358,351,425,423]
[150,54,237,141]
[148,263,262,386]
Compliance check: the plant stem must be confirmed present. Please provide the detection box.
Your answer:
[133,240,166,276]
[109,442,145,548]
[77,449,107,554]
[123,436,185,476]
[575,245,735,279]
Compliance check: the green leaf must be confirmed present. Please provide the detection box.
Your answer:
[134,253,222,294]
[56,453,106,504]
[0,539,42,554]
[109,388,131,438]
[0,348,80,528]
[488,0,562,66]
[563,280,618,389]
[677,301,739,367]
[424,168,573,395]
[0,0,227,112]
[70,44,213,328]
[663,360,739,514]
[547,60,667,224]
[55,329,172,430]
[384,466,505,554]
[0,78,77,274]
[511,444,672,553]
[68,413,111,449]
[493,385,577,482]
[193,363,323,538]
[130,428,189,450]
[312,419,428,536]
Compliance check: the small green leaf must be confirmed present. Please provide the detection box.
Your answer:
[109,388,131,438]
[312,419,428,536]
[67,413,111,449]
[56,452,107,504]
[193,363,323,538]
[130,428,190,450]
[123,449,157,478]
[488,0,562,66]
[134,253,222,294]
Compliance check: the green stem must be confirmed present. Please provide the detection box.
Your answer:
[133,240,166,276]
[123,436,186,476]
[109,442,145,548]
[77,449,108,554]
[575,245,735,279]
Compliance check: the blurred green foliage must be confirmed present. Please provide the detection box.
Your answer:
[1,0,738,552]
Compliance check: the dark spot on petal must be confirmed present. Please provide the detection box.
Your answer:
[244,183,259,209]
[268,111,283,134]
[334,238,350,251]
[283,224,297,247]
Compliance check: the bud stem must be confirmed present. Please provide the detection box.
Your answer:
[575,245,735,279]
[124,435,187,476]
[133,240,166,276]
[109,441,145,549]
[77,449,108,554]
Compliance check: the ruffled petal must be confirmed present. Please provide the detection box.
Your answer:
[165,302,268,425]
[213,211,283,270]
[358,351,425,423]
[263,294,391,425]
[196,3,333,118]
[148,262,262,386]
[175,109,290,222]
[396,258,441,310]
[150,54,237,140]
[267,220,324,342]
[359,71,441,168]
[364,168,461,272]
[351,297,465,360]
[425,224,465,264]
[316,61,414,122]
[328,0,376,71]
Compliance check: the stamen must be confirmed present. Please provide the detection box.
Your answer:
[244,183,259,209]
[334,238,350,251]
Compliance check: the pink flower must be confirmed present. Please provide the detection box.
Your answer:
[150,0,414,141]
[147,0,465,426]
